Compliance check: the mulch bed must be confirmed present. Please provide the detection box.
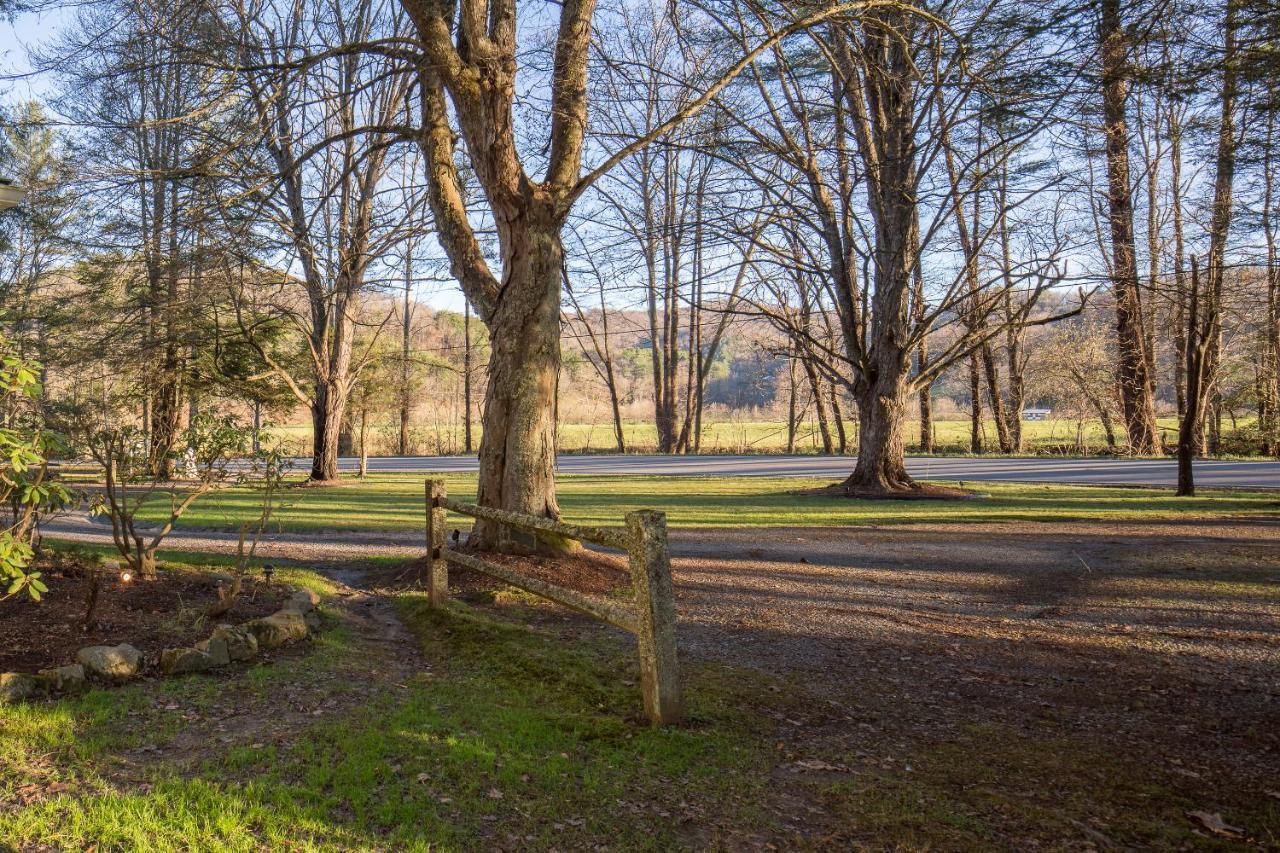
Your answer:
[0,553,286,673]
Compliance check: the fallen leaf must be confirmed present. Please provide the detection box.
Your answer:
[416,773,430,784]
[487,787,504,799]
[787,759,851,773]
[1187,811,1244,838]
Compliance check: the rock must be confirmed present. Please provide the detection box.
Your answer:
[159,647,215,675]
[194,636,230,667]
[77,644,142,680]
[36,664,87,696]
[211,624,258,661]
[282,588,321,615]
[246,610,309,649]
[0,672,35,704]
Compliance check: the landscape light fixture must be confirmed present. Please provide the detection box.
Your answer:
[0,177,23,211]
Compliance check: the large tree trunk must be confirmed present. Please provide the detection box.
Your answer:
[470,221,567,554]
[311,379,345,482]
[1100,0,1159,454]
[834,7,918,495]
[150,373,180,479]
[1006,345,1025,452]
[1168,99,1196,448]
[844,370,911,493]
[1179,259,1212,496]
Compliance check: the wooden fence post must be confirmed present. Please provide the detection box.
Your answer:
[626,509,682,725]
[426,478,448,607]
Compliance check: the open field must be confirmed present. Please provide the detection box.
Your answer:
[6,519,1279,849]
[266,416,1219,457]
[118,473,1280,535]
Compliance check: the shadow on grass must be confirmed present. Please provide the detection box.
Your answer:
[5,581,1278,849]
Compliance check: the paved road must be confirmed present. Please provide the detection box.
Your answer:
[311,453,1280,489]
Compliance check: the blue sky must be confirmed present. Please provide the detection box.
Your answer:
[2,6,66,100]
[2,3,471,312]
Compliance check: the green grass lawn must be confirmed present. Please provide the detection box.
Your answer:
[0,574,803,850]
[5,561,1274,849]
[132,473,1280,535]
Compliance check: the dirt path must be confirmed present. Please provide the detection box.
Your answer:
[101,562,429,786]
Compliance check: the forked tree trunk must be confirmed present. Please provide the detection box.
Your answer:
[800,353,835,455]
[470,220,568,554]
[133,549,158,581]
[982,344,1013,453]
[311,380,346,482]
[844,371,911,493]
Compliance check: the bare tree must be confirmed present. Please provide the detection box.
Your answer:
[1098,0,1160,453]
[218,0,425,481]
[398,0,863,548]
[714,0,1078,493]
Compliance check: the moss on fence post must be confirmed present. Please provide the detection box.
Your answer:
[626,509,682,725]
[426,478,448,607]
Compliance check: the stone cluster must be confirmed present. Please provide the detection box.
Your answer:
[0,587,322,704]
[158,588,322,675]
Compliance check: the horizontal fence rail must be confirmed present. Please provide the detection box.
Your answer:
[437,497,633,551]
[424,478,682,725]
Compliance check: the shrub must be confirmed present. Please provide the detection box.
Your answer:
[0,338,71,600]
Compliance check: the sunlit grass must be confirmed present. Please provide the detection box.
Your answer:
[5,575,1275,849]
[0,589,789,850]
[123,473,1280,535]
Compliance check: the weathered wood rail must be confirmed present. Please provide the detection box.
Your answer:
[424,478,682,725]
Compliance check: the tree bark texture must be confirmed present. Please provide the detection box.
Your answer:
[1100,0,1159,454]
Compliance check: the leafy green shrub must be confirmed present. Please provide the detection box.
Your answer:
[0,339,71,600]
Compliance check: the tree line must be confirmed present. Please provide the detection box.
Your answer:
[1,0,1277,550]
